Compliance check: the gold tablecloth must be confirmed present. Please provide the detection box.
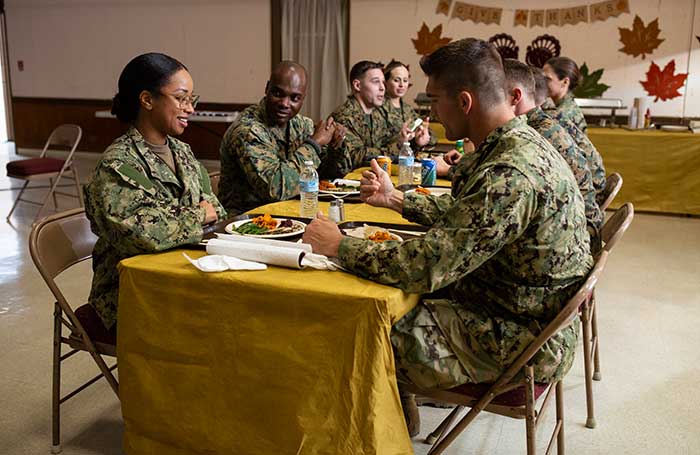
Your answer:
[117,201,420,455]
[587,127,700,215]
[344,166,452,188]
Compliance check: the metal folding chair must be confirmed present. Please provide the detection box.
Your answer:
[598,173,623,211]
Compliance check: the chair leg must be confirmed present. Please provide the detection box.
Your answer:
[36,176,63,221]
[581,303,596,429]
[49,178,59,210]
[556,381,565,455]
[426,405,463,445]
[525,366,536,455]
[591,294,602,381]
[428,405,483,455]
[6,181,30,220]
[52,304,63,454]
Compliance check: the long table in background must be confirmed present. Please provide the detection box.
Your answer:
[117,200,420,455]
[587,127,700,215]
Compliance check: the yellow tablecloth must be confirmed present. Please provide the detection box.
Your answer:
[587,127,700,215]
[117,203,421,455]
[345,166,452,188]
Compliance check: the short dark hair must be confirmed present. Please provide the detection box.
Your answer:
[530,66,549,106]
[111,53,187,123]
[419,38,506,106]
[383,59,409,81]
[349,60,384,84]
[503,59,535,101]
[545,56,581,91]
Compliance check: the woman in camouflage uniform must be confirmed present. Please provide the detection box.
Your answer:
[83,53,226,332]
[543,56,588,133]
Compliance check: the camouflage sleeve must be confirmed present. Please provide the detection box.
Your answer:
[197,163,227,219]
[85,160,205,256]
[401,192,456,226]
[238,124,321,201]
[337,166,538,293]
[318,140,353,180]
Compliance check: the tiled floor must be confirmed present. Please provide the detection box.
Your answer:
[1,142,699,454]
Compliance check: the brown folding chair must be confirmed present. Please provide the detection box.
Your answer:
[28,208,119,454]
[580,203,633,428]
[598,173,623,211]
[408,251,609,455]
[208,170,221,196]
[6,124,83,222]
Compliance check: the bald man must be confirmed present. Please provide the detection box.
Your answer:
[218,61,348,214]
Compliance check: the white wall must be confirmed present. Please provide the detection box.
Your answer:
[350,0,700,117]
[6,0,271,104]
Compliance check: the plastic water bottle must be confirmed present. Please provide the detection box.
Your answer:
[398,142,414,187]
[299,160,319,218]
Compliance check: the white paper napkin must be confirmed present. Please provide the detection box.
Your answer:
[183,253,267,272]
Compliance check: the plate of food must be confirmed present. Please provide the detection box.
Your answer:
[319,179,360,196]
[224,214,306,238]
[343,224,403,243]
[404,186,451,196]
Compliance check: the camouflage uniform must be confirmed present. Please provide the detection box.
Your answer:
[84,126,226,329]
[380,98,436,149]
[331,95,403,170]
[526,107,603,236]
[556,119,607,203]
[543,93,588,133]
[218,99,349,215]
[338,116,593,389]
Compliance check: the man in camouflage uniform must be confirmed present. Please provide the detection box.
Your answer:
[504,59,603,243]
[330,61,430,170]
[544,92,588,133]
[218,61,348,215]
[84,126,226,330]
[304,39,593,436]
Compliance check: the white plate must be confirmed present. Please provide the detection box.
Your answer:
[224,218,306,238]
[660,125,688,132]
[319,179,360,196]
[343,225,403,242]
[405,187,452,196]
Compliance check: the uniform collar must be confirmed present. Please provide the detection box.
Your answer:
[127,126,182,188]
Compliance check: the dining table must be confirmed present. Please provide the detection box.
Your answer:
[116,193,438,454]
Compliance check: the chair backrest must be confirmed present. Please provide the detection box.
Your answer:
[601,202,634,253]
[492,251,609,390]
[208,171,221,196]
[599,173,623,211]
[41,124,82,159]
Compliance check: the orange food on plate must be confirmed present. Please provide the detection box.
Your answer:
[319,180,336,191]
[368,231,394,242]
[415,186,432,195]
[252,214,278,230]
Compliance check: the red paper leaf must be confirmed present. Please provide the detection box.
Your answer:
[640,60,688,102]
[412,23,452,56]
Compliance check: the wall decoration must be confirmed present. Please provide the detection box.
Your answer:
[489,33,519,60]
[573,63,610,98]
[526,35,561,68]
[640,60,688,102]
[618,15,664,59]
[436,0,452,16]
[590,0,629,22]
[514,9,528,27]
[546,9,560,27]
[530,10,545,27]
[412,23,452,56]
[452,2,503,25]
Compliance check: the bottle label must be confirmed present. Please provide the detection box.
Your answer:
[300,181,318,193]
[398,156,414,167]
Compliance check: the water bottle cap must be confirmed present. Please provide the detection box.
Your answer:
[304,160,314,166]
[403,142,411,146]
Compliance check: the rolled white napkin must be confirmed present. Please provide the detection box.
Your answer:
[183,253,267,272]
[215,233,313,252]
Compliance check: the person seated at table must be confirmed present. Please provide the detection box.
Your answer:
[218,61,347,215]
[542,56,588,133]
[84,52,226,332]
[330,60,430,170]
[303,38,593,436]
[533,66,607,201]
[504,59,603,245]
[380,60,434,148]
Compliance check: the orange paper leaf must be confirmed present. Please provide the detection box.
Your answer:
[640,60,688,102]
[412,23,452,56]
[618,15,664,59]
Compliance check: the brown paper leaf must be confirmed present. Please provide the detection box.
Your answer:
[435,0,451,16]
[640,60,688,102]
[514,9,528,27]
[412,22,453,56]
[618,15,665,60]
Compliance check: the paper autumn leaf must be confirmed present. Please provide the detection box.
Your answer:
[412,23,452,56]
[573,63,610,98]
[640,60,688,102]
[618,15,664,59]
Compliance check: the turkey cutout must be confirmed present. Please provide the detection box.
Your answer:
[489,34,519,60]
[526,35,561,68]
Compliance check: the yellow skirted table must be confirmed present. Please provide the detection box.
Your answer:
[587,127,700,215]
[117,203,421,455]
[344,166,452,188]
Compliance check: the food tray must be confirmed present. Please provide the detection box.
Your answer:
[338,221,429,241]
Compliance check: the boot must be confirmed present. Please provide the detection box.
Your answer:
[399,390,421,437]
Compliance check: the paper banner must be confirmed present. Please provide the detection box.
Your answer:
[514,9,528,27]
[590,0,623,22]
[546,9,560,26]
[474,7,502,25]
[452,2,475,21]
[560,7,576,26]
[574,6,589,24]
[530,9,544,27]
[435,0,452,16]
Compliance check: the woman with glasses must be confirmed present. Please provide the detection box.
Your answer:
[83,52,226,334]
